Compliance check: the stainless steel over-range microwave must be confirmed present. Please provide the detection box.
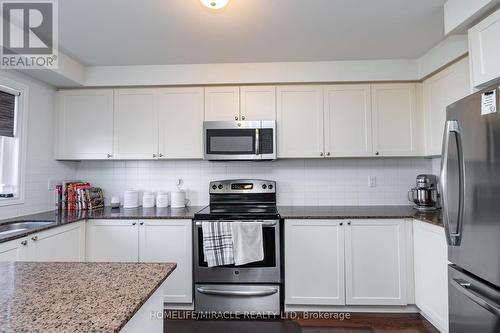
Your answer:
[203,121,276,161]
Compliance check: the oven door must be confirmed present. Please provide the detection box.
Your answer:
[203,121,276,161]
[194,220,281,284]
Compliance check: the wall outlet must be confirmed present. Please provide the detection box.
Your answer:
[368,176,377,188]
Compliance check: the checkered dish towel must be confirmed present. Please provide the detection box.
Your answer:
[202,221,235,267]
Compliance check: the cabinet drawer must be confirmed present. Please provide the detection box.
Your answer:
[195,284,280,314]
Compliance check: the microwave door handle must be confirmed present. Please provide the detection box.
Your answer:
[255,128,260,155]
[440,120,465,246]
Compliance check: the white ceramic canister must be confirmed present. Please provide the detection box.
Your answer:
[156,191,170,208]
[171,190,189,208]
[123,189,139,208]
[142,191,156,208]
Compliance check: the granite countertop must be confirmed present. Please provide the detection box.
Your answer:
[0,261,175,333]
[278,205,442,227]
[0,205,441,244]
[0,206,205,243]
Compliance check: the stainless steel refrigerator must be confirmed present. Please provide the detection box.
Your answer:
[440,85,500,333]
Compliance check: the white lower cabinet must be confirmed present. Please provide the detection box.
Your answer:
[0,236,29,261]
[86,219,192,304]
[29,222,85,262]
[413,219,448,333]
[0,222,85,262]
[86,220,139,262]
[285,220,345,305]
[345,219,407,305]
[285,219,408,307]
[138,220,193,304]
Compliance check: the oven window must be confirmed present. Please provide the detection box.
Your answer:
[197,227,276,268]
[206,129,255,155]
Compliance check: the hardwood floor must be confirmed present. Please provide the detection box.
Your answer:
[164,312,440,333]
[295,313,440,333]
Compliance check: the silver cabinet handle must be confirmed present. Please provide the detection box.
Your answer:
[375,152,380,156]
[132,222,137,226]
[235,116,239,120]
[107,154,112,158]
[197,287,278,297]
[31,236,38,241]
[158,153,164,158]
[451,279,500,316]
[440,120,465,246]
[326,152,331,156]
[320,152,324,157]
[241,115,246,120]
[20,240,27,246]
[139,222,144,226]
[339,222,343,226]
[152,154,157,158]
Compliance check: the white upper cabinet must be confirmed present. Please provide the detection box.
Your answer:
[138,220,193,304]
[371,83,417,156]
[56,89,114,160]
[285,220,345,305]
[469,7,500,88]
[157,88,204,159]
[113,89,158,160]
[423,58,470,156]
[204,86,240,121]
[345,219,407,306]
[240,86,276,120]
[277,85,324,158]
[324,85,372,157]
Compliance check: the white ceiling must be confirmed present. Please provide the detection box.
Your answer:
[58,0,447,66]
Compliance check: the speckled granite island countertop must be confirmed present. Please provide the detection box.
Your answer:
[0,261,175,333]
[278,205,443,227]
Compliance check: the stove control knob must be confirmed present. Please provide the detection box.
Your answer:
[268,184,273,189]
[262,184,267,189]
[212,185,217,190]
[218,184,223,189]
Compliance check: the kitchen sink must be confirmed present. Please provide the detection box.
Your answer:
[0,221,56,238]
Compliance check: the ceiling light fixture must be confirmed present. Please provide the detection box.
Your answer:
[200,0,229,10]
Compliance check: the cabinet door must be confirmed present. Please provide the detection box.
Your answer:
[345,219,407,305]
[423,58,470,156]
[86,220,139,262]
[240,86,276,120]
[285,220,345,305]
[56,90,114,160]
[277,86,324,158]
[413,220,448,332]
[204,86,240,121]
[29,222,85,262]
[139,220,192,303]
[372,84,417,156]
[469,8,500,88]
[113,89,158,159]
[324,85,372,157]
[0,237,29,261]
[157,88,204,159]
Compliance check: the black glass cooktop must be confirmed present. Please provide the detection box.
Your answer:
[194,205,280,220]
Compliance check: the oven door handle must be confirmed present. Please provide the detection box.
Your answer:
[196,286,278,297]
[195,221,277,227]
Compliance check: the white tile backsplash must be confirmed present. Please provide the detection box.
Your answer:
[76,158,433,206]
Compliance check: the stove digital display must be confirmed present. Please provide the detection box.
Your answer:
[231,183,253,190]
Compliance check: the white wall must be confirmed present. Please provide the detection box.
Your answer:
[0,70,77,219]
[76,158,433,207]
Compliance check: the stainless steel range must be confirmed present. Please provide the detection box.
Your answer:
[193,179,282,315]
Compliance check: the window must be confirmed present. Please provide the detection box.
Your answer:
[0,78,27,205]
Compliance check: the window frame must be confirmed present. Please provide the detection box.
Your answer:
[0,75,28,206]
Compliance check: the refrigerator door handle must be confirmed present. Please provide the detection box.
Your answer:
[440,120,466,246]
[451,278,500,316]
